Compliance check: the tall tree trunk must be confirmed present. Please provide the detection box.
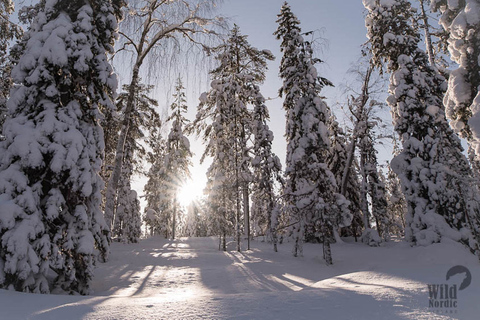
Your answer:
[322,223,333,265]
[104,65,141,231]
[243,185,250,250]
[419,0,436,67]
[360,151,370,229]
[172,195,177,240]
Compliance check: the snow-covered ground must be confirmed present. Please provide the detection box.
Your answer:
[1,236,478,319]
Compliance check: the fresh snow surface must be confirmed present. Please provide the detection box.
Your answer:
[1,237,479,319]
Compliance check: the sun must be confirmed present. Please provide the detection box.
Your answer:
[178,178,204,208]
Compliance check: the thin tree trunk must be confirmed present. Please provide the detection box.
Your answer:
[419,0,436,67]
[222,189,227,251]
[341,139,357,196]
[243,185,250,250]
[104,65,141,232]
[172,195,177,240]
[272,226,278,252]
[360,151,370,230]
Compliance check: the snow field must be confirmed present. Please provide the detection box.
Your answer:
[1,236,479,319]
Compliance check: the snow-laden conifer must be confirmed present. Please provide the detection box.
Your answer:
[0,0,21,136]
[328,117,362,240]
[275,2,351,264]
[164,78,192,239]
[192,26,274,251]
[0,0,122,294]
[251,91,284,252]
[431,0,480,167]
[106,82,160,235]
[364,0,480,254]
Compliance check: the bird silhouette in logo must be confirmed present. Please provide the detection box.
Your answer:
[446,265,472,290]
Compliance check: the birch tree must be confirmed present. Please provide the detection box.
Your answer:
[105,0,222,231]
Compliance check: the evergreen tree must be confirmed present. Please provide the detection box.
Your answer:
[251,88,284,252]
[364,0,480,255]
[143,135,171,238]
[0,0,21,136]
[112,135,142,243]
[385,139,407,236]
[431,0,480,169]
[275,2,351,264]
[358,123,389,241]
[164,78,192,240]
[192,26,274,251]
[106,82,160,233]
[0,0,122,294]
[328,117,362,240]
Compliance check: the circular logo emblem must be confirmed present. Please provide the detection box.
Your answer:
[446,265,472,291]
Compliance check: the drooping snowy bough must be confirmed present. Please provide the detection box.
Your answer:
[431,0,480,172]
[364,0,480,257]
[0,0,122,294]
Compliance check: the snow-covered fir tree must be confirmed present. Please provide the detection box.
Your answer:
[0,0,21,136]
[385,139,407,236]
[251,87,284,252]
[275,2,351,264]
[106,82,160,235]
[358,122,389,242]
[327,117,362,240]
[143,133,171,238]
[431,0,480,170]
[164,78,192,240]
[0,0,122,294]
[112,135,142,243]
[193,25,274,251]
[364,0,480,255]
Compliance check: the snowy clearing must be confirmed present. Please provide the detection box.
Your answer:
[1,237,479,319]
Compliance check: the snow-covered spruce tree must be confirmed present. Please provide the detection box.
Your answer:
[364,0,480,254]
[328,117,362,241]
[0,0,21,136]
[342,62,391,243]
[106,82,160,233]
[200,115,233,251]
[192,25,274,251]
[251,88,284,252]
[112,135,142,243]
[385,150,407,236]
[275,2,351,264]
[164,77,192,240]
[358,122,389,243]
[143,136,172,238]
[0,0,122,294]
[102,79,162,230]
[431,0,480,169]
[104,0,222,231]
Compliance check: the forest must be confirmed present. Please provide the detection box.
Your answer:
[0,0,479,299]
